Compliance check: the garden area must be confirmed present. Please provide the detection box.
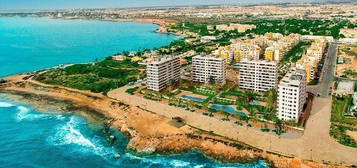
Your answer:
[131,80,295,135]
[331,95,356,125]
[330,123,357,148]
[34,57,145,94]
[330,95,357,148]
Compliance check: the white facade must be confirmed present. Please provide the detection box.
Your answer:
[237,59,278,92]
[277,68,308,122]
[192,55,226,84]
[146,56,180,91]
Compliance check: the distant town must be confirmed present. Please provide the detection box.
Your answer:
[1,2,357,167]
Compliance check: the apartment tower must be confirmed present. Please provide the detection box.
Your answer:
[146,56,180,91]
[237,59,278,92]
[277,68,308,122]
[192,55,226,84]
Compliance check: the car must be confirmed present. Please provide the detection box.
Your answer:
[128,82,135,86]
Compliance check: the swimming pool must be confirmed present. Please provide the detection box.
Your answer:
[209,104,248,117]
[181,95,205,102]
[210,104,237,114]
[250,100,261,105]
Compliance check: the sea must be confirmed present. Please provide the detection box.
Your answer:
[0,17,267,168]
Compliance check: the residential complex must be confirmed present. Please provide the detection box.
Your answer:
[192,55,226,84]
[146,56,180,91]
[215,24,256,33]
[296,38,327,83]
[237,59,278,92]
[214,46,234,63]
[231,42,261,61]
[277,68,307,122]
[214,33,300,63]
[264,33,301,62]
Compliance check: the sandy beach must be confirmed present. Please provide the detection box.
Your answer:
[0,74,350,168]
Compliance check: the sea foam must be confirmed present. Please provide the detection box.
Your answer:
[169,160,190,167]
[48,116,116,158]
[16,106,31,121]
[0,101,14,107]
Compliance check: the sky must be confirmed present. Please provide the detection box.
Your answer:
[0,0,350,10]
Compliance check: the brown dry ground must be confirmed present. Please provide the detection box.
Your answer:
[346,130,357,142]
[336,45,357,79]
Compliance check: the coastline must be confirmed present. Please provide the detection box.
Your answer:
[0,74,347,168]
[42,16,182,36]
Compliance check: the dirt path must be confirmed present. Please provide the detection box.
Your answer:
[347,130,357,142]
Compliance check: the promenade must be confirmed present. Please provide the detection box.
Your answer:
[108,87,357,165]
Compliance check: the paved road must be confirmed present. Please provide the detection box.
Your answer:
[307,42,338,97]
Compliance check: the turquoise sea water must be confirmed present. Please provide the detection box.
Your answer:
[0,17,178,77]
[0,17,267,168]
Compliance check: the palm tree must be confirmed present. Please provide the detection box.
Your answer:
[275,119,285,135]
[168,79,175,93]
[208,75,215,85]
[187,100,194,110]
[224,112,230,121]
[265,88,277,108]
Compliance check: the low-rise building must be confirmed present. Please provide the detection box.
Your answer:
[215,46,234,64]
[335,80,356,95]
[146,56,180,91]
[296,38,327,83]
[237,59,278,92]
[231,43,261,61]
[215,23,256,33]
[264,46,281,61]
[192,55,226,84]
[277,68,308,122]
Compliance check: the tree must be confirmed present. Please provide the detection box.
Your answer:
[275,119,285,135]
[168,79,176,93]
[208,75,216,85]
[265,88,278,108]
[224,112,230,121]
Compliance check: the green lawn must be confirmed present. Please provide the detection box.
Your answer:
[331,95,356,125]
[34,58,142,94]
[330,124,357,148]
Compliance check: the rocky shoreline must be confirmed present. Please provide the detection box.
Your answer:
[0,75,348,168]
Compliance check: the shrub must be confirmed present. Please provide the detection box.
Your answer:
[125,87,139,95]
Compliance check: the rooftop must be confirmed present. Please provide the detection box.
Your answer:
[148,56,178,65]
[337,81,355,92]
[279,68,306,87]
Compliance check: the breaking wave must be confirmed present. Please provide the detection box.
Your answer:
[47,116,116,158]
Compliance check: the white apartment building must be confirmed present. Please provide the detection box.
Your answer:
[237,59,278,92]
[146,56,180,91]
[277,68,308,122]
[192,55,226,84]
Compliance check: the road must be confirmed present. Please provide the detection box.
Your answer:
[307,42,338,98]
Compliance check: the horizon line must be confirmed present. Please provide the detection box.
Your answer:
[0,1,355,13]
